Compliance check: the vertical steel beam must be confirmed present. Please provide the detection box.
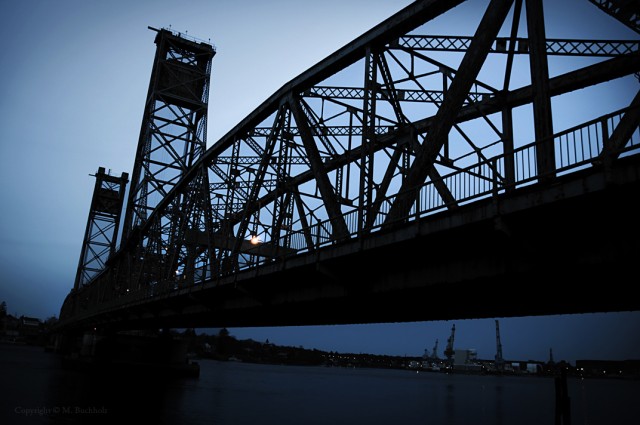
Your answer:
[385,0,514,225]
[359,48,379,235]
[502,0,523,92]
[526,0,555,182]
[501,106,515,191]
[501,0,522,191]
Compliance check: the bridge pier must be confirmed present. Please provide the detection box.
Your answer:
[55,329,199,378]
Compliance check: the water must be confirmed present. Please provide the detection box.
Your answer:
[1,344,638,424]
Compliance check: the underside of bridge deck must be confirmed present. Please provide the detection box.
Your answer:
[72,154,640,332]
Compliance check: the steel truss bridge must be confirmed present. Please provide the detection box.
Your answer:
[59,0,640,331]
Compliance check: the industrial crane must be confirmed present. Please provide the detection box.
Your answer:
[444,324,455,367]
[495,319,504,371]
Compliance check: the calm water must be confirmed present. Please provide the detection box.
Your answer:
[1,344,638,424]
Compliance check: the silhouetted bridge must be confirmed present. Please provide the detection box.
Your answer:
[59,0,640,332]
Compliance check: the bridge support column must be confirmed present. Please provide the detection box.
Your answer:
[526,0,555,182]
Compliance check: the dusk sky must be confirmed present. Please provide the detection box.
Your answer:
[1,0,638,364]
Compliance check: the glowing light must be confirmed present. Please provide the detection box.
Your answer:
[250,235,260,245]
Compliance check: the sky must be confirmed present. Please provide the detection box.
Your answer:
[0,0,638,364]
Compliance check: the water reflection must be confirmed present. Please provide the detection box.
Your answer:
[445,383,455,425]
[2,345,639,425]
[495,383,503,425]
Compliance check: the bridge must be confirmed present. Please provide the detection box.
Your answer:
[58,0,640,333]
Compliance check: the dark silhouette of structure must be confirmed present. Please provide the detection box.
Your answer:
[74,168,128,289]
[444,324,456,367]
[58,0,640,334]
[495,320,504,371]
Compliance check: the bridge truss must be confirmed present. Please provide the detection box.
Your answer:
[61,0,640,324]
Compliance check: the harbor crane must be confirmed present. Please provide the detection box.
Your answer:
[495,319,504,371]
[444,324,455,366]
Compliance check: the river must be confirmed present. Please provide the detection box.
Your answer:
[1,344,637,424]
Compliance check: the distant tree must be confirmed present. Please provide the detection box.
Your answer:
[0,301,6,318]
[43,316,58,328]
[216,328,232,357]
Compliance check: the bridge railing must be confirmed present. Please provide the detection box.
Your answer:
[265,106,640,257]
[387,107,638,227]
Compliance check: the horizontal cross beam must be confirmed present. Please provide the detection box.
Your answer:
[392,35,639,57]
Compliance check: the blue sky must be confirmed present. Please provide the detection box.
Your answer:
[0,0,638,363]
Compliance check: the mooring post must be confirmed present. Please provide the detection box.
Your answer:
[554,367,571,425]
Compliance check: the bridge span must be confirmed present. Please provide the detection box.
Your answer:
[61,152,640,331]
[58,0,640,332]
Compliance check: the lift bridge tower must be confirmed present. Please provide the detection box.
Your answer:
[74,168,128,290]
[122,27,215,240]
[73,28,215,294]
[118,28,216,288]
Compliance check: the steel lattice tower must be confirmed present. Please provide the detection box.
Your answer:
[73,167,129,290]
[122,28,215,241]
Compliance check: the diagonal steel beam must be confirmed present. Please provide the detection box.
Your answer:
[602,90,640,161]
[442,54,640,130]
[378,53,408,124]
[587,0,640,34]
[293,189,315,251]
[367,146,404,230]
[289,94,350,241]
[385,0,515,225]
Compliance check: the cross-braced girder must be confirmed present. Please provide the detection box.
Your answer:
[60,0,640,325]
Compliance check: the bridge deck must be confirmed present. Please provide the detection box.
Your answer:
[62,153,640,331]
